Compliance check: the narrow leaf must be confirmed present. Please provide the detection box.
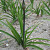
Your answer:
[26,45,43,50]
[6,20,22,44]
[27,42,50,46]
[27,38,50,42]
[0,38,10,42]
[0,30,16,40]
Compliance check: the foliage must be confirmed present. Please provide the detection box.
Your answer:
[1,0,32,23]
[0,0,50,50]
[0,38,9,42]
[29,0,50,16]
[4,0,18,21]
[30,0,34,8]
[0,38,10,45]
[0,0,8,12]
[42,18,50,21]
[31,3,41,16]
[40,4,45,16]
[48,0,50,5]
[0,11,50,50]
[0,0,22,22]
[42,0,50,15]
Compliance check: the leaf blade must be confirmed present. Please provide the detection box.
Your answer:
[26,45,43,50]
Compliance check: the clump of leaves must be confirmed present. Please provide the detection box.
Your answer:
[30,0,34,8]
[31,3,40,16]
[0,0,50,50]
[2,0,32,24]
[40,4,45,16]
[0,6,50,50]
[42,0,50,15]
[1,0,22,23]
[4,0,17,20]
[1,0,8,12]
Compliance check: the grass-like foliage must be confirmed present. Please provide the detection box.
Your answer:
[42,0,50,15]
[1,0,32,23]
[0,38,10,45]
[40,4,45,16]
[0,7,50,50]
[0,0,8,12]
[29,0,50,16]
[30,0,34,8]
[0,0,30,23]
[0,0,50,50]
[31,3,41,16]
[4,0,18,21]
[48,0,50,5]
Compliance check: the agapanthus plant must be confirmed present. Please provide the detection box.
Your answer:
[1,0,31,24]
[0,6,50,50]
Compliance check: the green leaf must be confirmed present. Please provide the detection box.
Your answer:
[27,38,50,42]
[11,18,17,24]
[26,45,43,50]
[42,18,50,21]
[30,0,34,8]
[17,6,23,38]
[6,20,22,44]
[0,30,16,40]
[0,21,8,27]
[42,0,50,11]
[41,8,50,15]
[6,12,12,17]
[0,24,2,27]
[26,25,34,32]
[25,23,39,34]
[0,43,4,45]
[25,24,38,41]
[0,18,6,20]
[0,20,22,45]
[3,15,12,19]
[27,42,50,46]
[26,4,31,12]
[0,38,10,42]
[27,24,39,39]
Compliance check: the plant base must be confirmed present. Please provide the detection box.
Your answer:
[24,47,29,50]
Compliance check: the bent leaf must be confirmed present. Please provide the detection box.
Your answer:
[0,30,16,40]
[27,38,50,42]
[26,45,43,50]
[27,42,50,46]
[0,38,10,42]
[6,20,22,44]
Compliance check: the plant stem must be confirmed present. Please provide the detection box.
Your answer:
[22,0,25,48]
